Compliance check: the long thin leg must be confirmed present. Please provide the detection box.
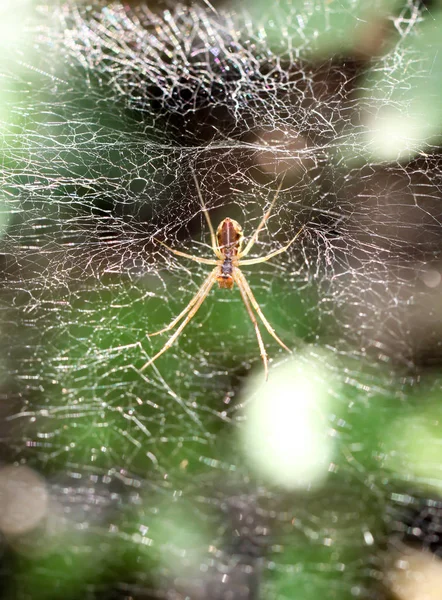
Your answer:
[239,177,285,258]
[191,168,223,259]
[148,269,219,337]
[154,238,219,265]
[141,268,218,371]
[234,272,269,380]
[235,269,292,354]
[238,225,304,266]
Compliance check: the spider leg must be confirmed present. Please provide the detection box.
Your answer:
[234,271,269,380]
[148,269,219,337]
[235,269,292,354]
[141,268,218,371]
[238,177,285,258]
[237,225,304,266]
[154,238,219,265]
[191,168,223,260]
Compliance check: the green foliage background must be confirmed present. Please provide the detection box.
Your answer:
[2,1,442,599]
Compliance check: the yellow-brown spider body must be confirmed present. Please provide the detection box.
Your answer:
[216,218,243,290]
[142,173,304,380]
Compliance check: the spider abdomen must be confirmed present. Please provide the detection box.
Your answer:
[216,217,243,256]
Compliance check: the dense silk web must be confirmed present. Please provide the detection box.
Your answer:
[2,1,442,598]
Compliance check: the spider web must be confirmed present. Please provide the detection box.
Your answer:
[1,0,442,598]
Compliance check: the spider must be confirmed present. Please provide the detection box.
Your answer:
[141,173,304,380]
